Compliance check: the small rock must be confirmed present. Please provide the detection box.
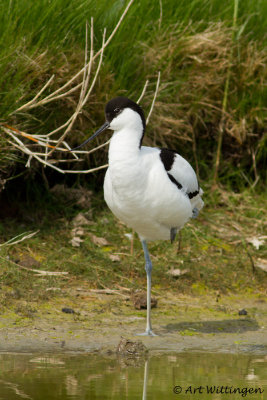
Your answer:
[124,233,133,240]
[72,213,92,227]
[167,268,188,278]
[109,254,121,262]
[238,309,248,316]
[17,255,40,268]
[247,237,265,250]
[216,291,221,303]
[89,233,109,246]
[117,337,148,356]
[71,227,84,236]
[132,292,157,310]
[70,236,84,247]
[62,307,75,314]
[255,258,267,273]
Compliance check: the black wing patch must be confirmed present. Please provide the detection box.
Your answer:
[188,190,199,199]
[160,148,199,200]
[167,173,182,189]
[159,148,176,171]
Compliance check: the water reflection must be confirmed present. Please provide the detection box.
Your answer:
[0,352,266,399]
[142,360,148,400]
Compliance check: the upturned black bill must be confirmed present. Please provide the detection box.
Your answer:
[70,121,110,151]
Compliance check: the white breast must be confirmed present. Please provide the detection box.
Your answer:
[104,138,195,241]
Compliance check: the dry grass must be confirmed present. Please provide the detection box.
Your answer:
[141,22,266,185]
[1,2,136,176]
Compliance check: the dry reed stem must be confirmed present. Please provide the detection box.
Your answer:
[3,73,160,174]
[13,0,135,113]
[0,254,69,276]
[2,2,134,174]
[47,26,106,155]
[14,75,55,113]
[6,126,109,174]
[137,80,149,104]
[0,230,39,247]
[3,0,162,175]
[46,20,99,142]
[146,71,161,124]
[3,70,160,174]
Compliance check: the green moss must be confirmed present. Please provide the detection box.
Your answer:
[179,329,200,336]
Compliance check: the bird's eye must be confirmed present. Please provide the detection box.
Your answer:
[114,108,120,114]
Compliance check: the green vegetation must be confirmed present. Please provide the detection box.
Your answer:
[0,0,266,187]
[0,185,266,310]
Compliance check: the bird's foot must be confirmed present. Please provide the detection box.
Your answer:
[136,329,157,337]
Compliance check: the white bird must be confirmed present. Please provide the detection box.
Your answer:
[72,97,204,336]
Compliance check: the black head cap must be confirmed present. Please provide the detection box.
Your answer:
[105,97,146,145]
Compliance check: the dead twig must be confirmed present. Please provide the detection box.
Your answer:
[13,0,135,113]
[0,254,69,276]
[18,265,69,276]
[2,1,162,177]
[137,79,149,104]
[2,1,136,174]
[47,26,106,155]
[87,288,129,298]
[0,230,39,247]
[146,71,161,124]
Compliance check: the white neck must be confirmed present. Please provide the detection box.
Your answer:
[109,127,141,162]
[107,125,144,192]
[107,108,144,190]
[108,108,143,162]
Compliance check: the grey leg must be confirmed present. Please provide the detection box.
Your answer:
[170,227,177,243]
[192,207,199,218]
[137,240,156,336]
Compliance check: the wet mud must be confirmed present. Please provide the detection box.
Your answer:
[0,291,266,355]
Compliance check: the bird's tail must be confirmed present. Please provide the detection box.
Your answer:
[191,188,204,218]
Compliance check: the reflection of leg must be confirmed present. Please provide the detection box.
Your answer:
[142,359,149,400]
[139,240,156,336]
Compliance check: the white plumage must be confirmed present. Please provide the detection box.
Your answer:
[104,106,203,242]
[104,146,203,242]
[72,97,204,336]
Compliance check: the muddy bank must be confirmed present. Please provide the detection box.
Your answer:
[0,291,266,354]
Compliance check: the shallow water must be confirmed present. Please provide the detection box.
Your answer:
[0,352,266,400]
